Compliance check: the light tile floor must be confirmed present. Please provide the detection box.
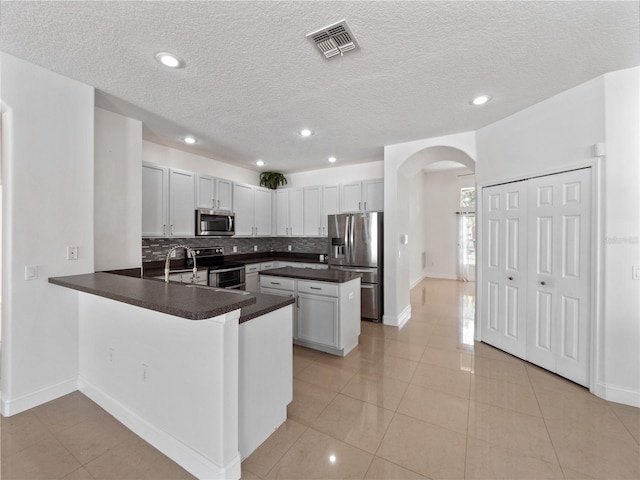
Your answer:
[2,279,639,479]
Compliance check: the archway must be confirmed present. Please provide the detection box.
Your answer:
[382,133,476,327]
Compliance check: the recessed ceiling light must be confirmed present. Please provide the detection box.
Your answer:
[155,52,184,68]
[328,156,337,163]
[471,94,492,106]
[183,136,197,144]
[299,129,313,137]
[256,160,265,167]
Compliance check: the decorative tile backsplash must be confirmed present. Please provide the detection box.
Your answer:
[142,237,329,262]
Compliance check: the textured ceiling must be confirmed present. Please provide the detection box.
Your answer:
[1,1,638,173]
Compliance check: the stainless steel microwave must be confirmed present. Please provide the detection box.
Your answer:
[195,209,235,236]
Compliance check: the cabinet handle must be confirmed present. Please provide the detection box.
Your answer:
[310,286,322,290]
[359,201,362,210]
[171,224,174,235]
[296,296,300,308]
[163,224,166,236]
[218,200,220,209]
[323,226,325,235]
[271,282,281,285]
[212,198,215,208]
[364,201,367,210]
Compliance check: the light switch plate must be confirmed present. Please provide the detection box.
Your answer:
[632,266,640,280]
[25,265,38,280]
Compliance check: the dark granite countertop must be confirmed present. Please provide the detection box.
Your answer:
[259,266,362,283]
[49,272,256,320]
[239,292,295,323]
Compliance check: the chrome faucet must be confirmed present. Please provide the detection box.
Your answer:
[164,244,198,283]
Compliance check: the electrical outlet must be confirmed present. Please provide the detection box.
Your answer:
[67,246,79,260]
[633,266,640,280]
[233,246,237,253]
[254,245,258,252]
[288,245,292,251]
[170,250,177,258]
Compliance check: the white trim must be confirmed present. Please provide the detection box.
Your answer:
[383,304,411,328]
[476,159,598,189]
[0,377,77,417]
[424,273,459,281]
[79,377,241,480]
[410,276,425,289]
[593,381,640,408]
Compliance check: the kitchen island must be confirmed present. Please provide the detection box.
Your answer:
[259,267,362,357]
[49,272,294,480]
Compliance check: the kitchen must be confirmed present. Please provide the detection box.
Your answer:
[1,2,639,480]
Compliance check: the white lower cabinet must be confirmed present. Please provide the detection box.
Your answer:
[260,275,360,356]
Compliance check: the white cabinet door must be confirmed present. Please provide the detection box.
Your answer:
[363,179,384,211]
[303,186,322,236]
[321,185,340,235]
[168,169,195,237]
[196,174,215,209]
[481,181,528,358]
[216,178,233,211]
[142,163,168,236]
[254,187,272,236]
[526,168,592,386]
[341,182,363,212]
[245,272,259,292]
[233,183,255,236]
[275,190,289,236]
[297,293,339,348]
[289,188,304,236]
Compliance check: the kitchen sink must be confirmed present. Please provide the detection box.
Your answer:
[185,284,252,295]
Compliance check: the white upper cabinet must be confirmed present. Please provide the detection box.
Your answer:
[142,163,169,237]
[276,188,304,236]
[304,185,340,236]
[340,179,383,212]
[142,163,194,237]
[196,174,233,211]
[169,168,196,236]
[233,183,273,236]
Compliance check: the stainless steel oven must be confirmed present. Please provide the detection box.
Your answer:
[187,246,246,289]
[209,265,246,290]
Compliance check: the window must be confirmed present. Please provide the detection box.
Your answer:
[460,187,476,208]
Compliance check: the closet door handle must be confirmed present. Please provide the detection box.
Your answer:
[508,276,513,281]
[539,281,546,286]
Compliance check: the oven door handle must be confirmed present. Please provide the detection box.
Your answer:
[209,266,244,274]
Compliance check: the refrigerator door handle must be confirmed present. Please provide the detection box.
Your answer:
[349,214,355,263]
[344,215,350,263]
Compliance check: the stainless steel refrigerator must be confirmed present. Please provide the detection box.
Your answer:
[328,212,383,322]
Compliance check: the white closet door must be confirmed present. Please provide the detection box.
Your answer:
[526,168,592,386]
[481,181,528,357]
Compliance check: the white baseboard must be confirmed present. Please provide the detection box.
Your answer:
[592,380,640,408]
[424,273,459,280]
[410,276,424,289]
[79,377,241,480]
[383,304,411,328]
[1,377,78,416]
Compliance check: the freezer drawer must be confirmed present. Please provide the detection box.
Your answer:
[361,283,380,321]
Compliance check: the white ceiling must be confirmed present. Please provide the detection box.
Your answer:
[1,1,638,174]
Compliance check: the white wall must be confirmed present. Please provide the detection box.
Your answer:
[476,67,640,406]
[1,53,95,415]
[95,108,142,271]
[408,172,425,287]
[287,161,383,188]
[600,67,640,406]
[421,168,474,281]
[143,140,257,185]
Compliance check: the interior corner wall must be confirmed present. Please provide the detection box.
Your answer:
[600,66,640,406]
[95,108,142,271]
[142,140,257,185]
[287,160,384,188]
[0,53,95,415]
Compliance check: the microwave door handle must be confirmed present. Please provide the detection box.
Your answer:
[228,216,233,232]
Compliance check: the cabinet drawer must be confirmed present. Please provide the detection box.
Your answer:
[260,262,277,270]
[297,280,338,297]
[245,263,261,273]
[260,276,295,291]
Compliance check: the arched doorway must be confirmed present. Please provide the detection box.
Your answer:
[382,133,476,327]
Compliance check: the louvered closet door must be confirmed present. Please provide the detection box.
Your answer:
[481,181,528,358]
[526,168,591,386]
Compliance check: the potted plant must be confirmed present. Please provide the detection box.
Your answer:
[259,172,288,190]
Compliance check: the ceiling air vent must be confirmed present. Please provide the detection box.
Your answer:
[306,19,360,59]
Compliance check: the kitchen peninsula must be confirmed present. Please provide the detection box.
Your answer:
[260,266,362,357]
[49,272,294,480]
